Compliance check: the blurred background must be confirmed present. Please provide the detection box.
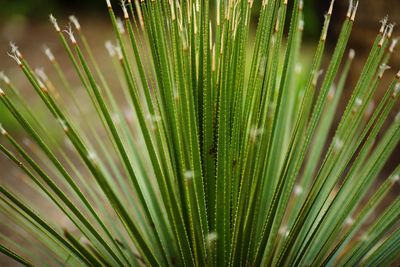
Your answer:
[0,0,399,265]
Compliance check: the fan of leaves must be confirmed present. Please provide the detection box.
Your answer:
[0,0,399,266]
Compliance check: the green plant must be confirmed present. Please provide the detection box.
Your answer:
[0,0,399,266]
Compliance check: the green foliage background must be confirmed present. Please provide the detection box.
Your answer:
[0,0,103,19]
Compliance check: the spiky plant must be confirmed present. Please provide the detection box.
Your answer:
[0,0,399,266]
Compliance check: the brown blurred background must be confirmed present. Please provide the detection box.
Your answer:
[0,0,399,266]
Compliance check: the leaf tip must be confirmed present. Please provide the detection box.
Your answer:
[0,123,7,136]
[348,49,355,60]
[116,17,125,34]
[120,0,129,19]
[69,15,81,31]
[105,41,116,57]
[279,226,289,237]
[0,71,10,85]
[378,64,391,79]
[294,185,303,196]
[63,24,77,44]
[333,137,344,152]
[380,15,389,33]
[391,174,400,184]
[184,170,195,181]
[43,46,55,62]
[49,14,61,32]
[328,0,335,15]
[345,217,354,226]
[206,232,218,244]
[389,38,399,53]
[57,118,69,133]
